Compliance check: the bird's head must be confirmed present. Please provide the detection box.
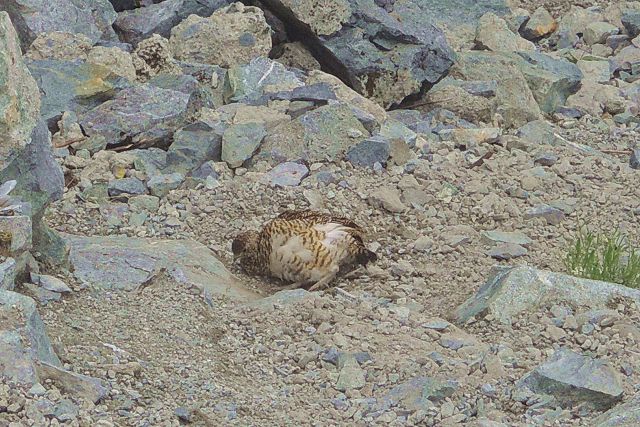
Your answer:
[231,230,259,264]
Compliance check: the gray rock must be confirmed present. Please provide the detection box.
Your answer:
[260,0,456,107]
[166,122,223,175]
[221,122,267,168]
[258,103,369,165]
[0,0,117,51]
[335,353,366,391]
[108,178,147,197]
[630,149,640,170]
[262,162,309,187]
[482,230,532,247]
[30,273,72,293]
[520,7,557,40]
[79,84,190,148]
[535,152,558,166]
[525,204,565,225]
[594,393,640,426]
[372,377,458,414]
[453,265,640,325]
[623,11,640,39]
[0,12,41,153]
[26,59,130,128]
[53,399,79,422]
[0,119,67,267]
[146,172,184,197]
[36,362,108,404]
[130,148,167,178]
[65,234,259,301]
[584,22,619,46]
[114,0,232,45]
[346,136,391,168]
[0,214,32,254]
[0,289,62,385]
[224,57,305,104]
[486,243,528,260]
[0,258,17,291]
[23,283,61,305]
[516,348,622,411]
[515,52,583,114]
[148,73,199,95]
[449,51,542,128]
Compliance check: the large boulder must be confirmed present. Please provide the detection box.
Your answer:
[0,12,40,165]
[453,265,640,325]
[257,103,369,165]
[259,0,455,107]
[169,2,271,67]
[515,348,623,411]
[0,13,66,266]
[79,84,191,148]
[0,289,62,385]
[594,393,640,426]
[65,234,260,301]
[26,59,130,129]
[114,0,232,46]
[0,0,118,51]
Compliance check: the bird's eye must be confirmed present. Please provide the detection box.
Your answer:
[232,238,244,254]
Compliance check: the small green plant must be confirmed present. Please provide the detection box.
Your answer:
[565,228,640,288]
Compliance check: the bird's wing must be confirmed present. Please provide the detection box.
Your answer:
[277,210,364,233]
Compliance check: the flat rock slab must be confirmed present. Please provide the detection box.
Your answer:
[594,393,640,426]
[516,348,622,411]
[65,234,259,302]
[453,265,640,325]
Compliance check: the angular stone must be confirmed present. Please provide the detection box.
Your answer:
[369,187,406,213]
[630,149,640,170]
[108,178,147,197]
[449,51,542,128]
[346,136,391,168]
[335,354,366,391]
[0,289,62,385]
[521,7,557,40]
[36,362,108,404]
[30,273,72,293]
[0,215,32,253]
[623,11,640,38]
[258,103,369,165]
[577,59,611,84]
[146,172,184,197]
[481,231,532,247]
[0,0,117,50]
[114,0,232,46]
[0,12,41,159]
[166,122,223,175]
[23,282,61,305]
[65,234,259,301]
[222,122,266,168]
[525,204,565,225]
[26,59,129,128]
[372,377,458,414]
[475,13,534,52]
[79,85,190,148]
[515,52,583,114]
[0,119,67,266]
[87,46,137,81]
[128,195,160,212]
[594,393,640,426]
[169,3,271,67]
[0,258,17,290]
[453,265,640,325]
[516,348,622,411]
[584,22,620,46]
[486,243,527,260]
[260,0,455,107]
[25,31,93,61]
[224,57,305,104]
[262,162,309,187]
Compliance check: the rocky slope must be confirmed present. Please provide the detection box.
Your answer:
[1,0,640,426]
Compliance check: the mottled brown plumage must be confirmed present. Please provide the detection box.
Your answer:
[232,210,377,291]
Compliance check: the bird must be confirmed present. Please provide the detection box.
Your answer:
[231,210,377,291]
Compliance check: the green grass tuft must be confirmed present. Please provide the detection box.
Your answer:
[564,228,640,288]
